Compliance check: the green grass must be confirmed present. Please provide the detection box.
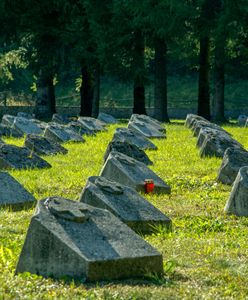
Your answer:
[0,123,248,299]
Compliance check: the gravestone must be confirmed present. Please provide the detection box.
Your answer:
[104,139,153,165]
[17,112,33,119]
[237,114,247,127]
[68,121,95,136]
[80,176,171,233]
[114,128,157,150]
[0,124,23,138]
[0,172,36,210]
[185,114,209,129]
[78,117,106,132]
[13,117,43,135]
[24,134,68,156]
[217,147,248,185]
[196,128,225,148]
[192,120,230,138]
[52,114,70,125]
[0,144,51,169]
[31,119,47,131]
[98,112,118,124]
[1,114,16,127]
[128,120,166,139]
[130,114,165,133]
[16,196,163,281]
[44,123,84,143]
[100,152,171,194]
[224,166,248,216]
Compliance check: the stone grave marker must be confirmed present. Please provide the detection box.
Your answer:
[17,112,34,119]
[192,120,230,138]
[224,166,248,216]
[128,120,166,139]
[24,134,68,156]
[104,139,153,165]
[217,147,248,185]
[237,114,247,127]
[16,196,163,281]
[98,112,118,124]
[130,114,165,133]
[185,114,209,129]
[78,117,106,132]
[44,123,84,143]
[1,114,16,127]
[0,172,36,210]
[52,114,70,124]
[13,117,43,135]
[68,121,96,136]
[100,152,171,194]
[0,124,23,138]
[0,144,51,169]
[80,176,171,233]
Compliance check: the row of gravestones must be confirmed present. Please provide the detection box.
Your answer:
[1,112,171,282]
[185,114,248,217]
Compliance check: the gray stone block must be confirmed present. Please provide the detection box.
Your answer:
[78,117,106,132]
[80,176,171,233]
[16,196,163,281]
[13,117,43,135]
[217,147,248,185]
[104,139,153,165]
[128,120,166,139]
[68,121,96,136]
[30,119,47,131]
[237,114,247,127]
[44,123,84,143]
[98,113,118,124]
[192,120,230,138]
[130,114,166,133]
[1,114,16,127]
[185,114,209,129]
[225,166,248,216]
[52,114,71,124]
[24,134,68,156]
[0,144,51,170]
[0,172,36,210]
[0,124,23,138]
[100,152,171,194]
[114,128,157,150]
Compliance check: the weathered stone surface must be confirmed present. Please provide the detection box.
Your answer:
[1,114,16,127]
[130,114,165,133]
[30,119,47,131]
[68,121,96,136]
[224,166,248,216]
[17,112,34,119]
[114,128,157,150]
[128,120,166,139]
[78,117,106,132]
[80,176,171,233]
[217,147,248,185]
[0,172,36,210]
[98,112,118,124]
[237,114,247,127]
[24,134,68,156]
[185,114,209,129]
[200,133,243,158]
[192,120,230,138]
[0,124,23,138]
[44,123,84,143]
[52,114,71,124]
[16,196,163,281]
[13,117,43,135]
[104,139,153,165]
[196,128,224,148]
[100,152,171,194]
[0,144,51,169]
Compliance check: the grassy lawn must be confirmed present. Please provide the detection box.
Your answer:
[0,122,248,299]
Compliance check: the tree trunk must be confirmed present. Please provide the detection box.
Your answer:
[154,37,170,122]
[133,30,146,115]
[198,36,211,120]
[91,64,100,118]
[35,71,56,119]
[80,66,94,117]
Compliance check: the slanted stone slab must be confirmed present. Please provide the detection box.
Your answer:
[13,117,43,135]
[0,124,23,138]
[0,144,51,170]
[52,114,70,124]
[17,112,33,119]
[217,147,248,185]
[78,117,106,132]
[1,114,16,127]
[185,114,209,129]
[16,196,163,281]
[0,172,36,210]
[98,112,118,124]
[114,128,157,150]
[24,134,68,156]
[238,114,247,127]
[192,120,230,138]
[128,120,166,139]
[100,152,171,194]
[68,121,96,136]
[130,114,165,133]
[224,166,248,216]
[104,139,153,165]
[30,119,47,131]
[80,176,171,233]
[44,123,84,143]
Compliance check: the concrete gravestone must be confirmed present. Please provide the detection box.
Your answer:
[224,166,248,216]
[44,123,84,143]
[31,119,48,131]
[52,114,70,125]
[24,134,68,156]
[97,113,118,124]
[217,147,248,185]
[185,114,209,129]
[128,120,166,139]
[0,144,51,169]
[103,139,153,165]
[78,117,106,132]
[0,172,36,210]
[80,176,171,233]
[13,117,43,135]
[192,120,230,138]
[68,121,96,136]
[237,114,247,127]
[130,114,165,133]
[16,196,163,281]
[113,128,157,150]
[100,152,171,194]
[0,124,23,138]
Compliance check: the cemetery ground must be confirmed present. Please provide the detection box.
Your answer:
[0,122,248,299]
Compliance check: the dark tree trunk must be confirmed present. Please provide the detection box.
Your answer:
[154,37,170,122]
[198,36,211,120]
[133,30,146,115]
[80,66,94,117]
[91,64,100,118]
[35,71,56,119]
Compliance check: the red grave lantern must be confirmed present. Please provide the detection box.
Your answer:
[144,179,155,193]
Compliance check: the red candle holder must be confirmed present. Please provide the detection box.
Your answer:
[144,179,155,193]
